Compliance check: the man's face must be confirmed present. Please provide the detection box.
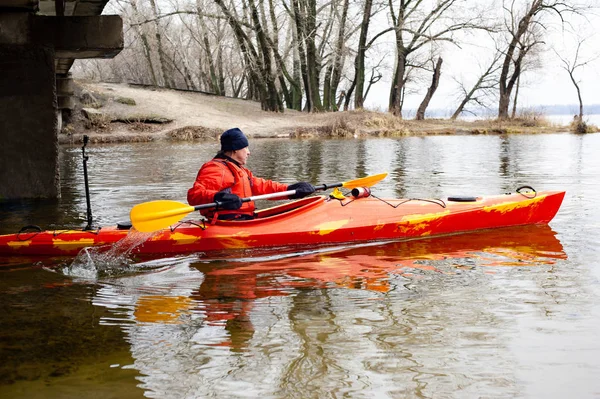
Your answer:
[232,146,250,165]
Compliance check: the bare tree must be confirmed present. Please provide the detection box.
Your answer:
[554,36,597,121]
[387,0,489,118]
[497,0,585,119]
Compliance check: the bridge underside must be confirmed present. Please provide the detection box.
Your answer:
[0,0,122,199]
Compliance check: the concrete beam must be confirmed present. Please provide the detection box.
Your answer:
[0,0,39,12]
[33,15,123,58]
[0,13,123,58]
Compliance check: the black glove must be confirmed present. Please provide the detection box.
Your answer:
[214,192,242,210]
[287,182,316,199]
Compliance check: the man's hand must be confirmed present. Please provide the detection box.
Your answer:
[287,182,316,199]
[214,192,243,210]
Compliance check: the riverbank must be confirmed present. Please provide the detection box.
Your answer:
[60,80,588,145]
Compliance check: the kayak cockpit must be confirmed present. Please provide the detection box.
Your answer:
[217,195,325,224]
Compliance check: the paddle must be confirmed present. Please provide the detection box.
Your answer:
[130,173,387,232]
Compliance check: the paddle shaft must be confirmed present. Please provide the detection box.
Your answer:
[192,182,342,211]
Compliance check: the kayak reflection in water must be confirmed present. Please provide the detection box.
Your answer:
[187,128,315,221]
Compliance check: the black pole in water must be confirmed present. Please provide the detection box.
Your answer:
[82,135,93,230]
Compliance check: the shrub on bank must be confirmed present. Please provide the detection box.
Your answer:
[570,118,599,134]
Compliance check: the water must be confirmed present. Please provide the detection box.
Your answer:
[456,113,600,127]
[1,133,600,398]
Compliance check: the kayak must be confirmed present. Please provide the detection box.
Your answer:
[0,189,565,257]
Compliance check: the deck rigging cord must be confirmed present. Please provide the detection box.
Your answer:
[331,187,447,209]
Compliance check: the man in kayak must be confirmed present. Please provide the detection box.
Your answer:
[187,127,315,220]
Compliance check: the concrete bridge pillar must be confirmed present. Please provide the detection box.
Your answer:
[56,72,75,132]
[0,12,122,199]
[0,43,60,198]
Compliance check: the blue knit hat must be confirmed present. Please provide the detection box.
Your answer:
[220,128,249,152]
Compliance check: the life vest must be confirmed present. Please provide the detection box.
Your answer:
[209,159,255,219]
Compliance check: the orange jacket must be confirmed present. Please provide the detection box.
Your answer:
[187,156,288,218]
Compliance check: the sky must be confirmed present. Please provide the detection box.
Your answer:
[362,2,600,117]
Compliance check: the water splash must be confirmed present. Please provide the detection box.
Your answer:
[63,230,158,279]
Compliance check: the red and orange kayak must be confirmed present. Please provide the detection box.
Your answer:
[0,190,565,257]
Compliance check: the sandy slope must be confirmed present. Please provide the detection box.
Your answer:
[67,81,346,141]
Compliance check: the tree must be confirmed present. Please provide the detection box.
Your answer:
[497,0,584,119]
[555,36,597,121]
[387,0,489,118]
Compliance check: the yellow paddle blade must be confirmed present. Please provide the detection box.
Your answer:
[341,173,387,189]
[130,200,195,232]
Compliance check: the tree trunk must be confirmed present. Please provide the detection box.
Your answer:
[576,84,583,120]
[415,58,443,120]
[288,10,303,111]
[389,49,407,117]
[451,97,470,120]
[336,90,346,111]
[292,0,312,111]
[354,0,372,110]
[323,65,333,110]
[498,91,511,119]
[217,44,226,95]
[344,79,356,111]
[326,0,349,111]
[511,74,520,119]
[304,0,323,111]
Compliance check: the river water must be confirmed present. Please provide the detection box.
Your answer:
[1,133,599,398]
